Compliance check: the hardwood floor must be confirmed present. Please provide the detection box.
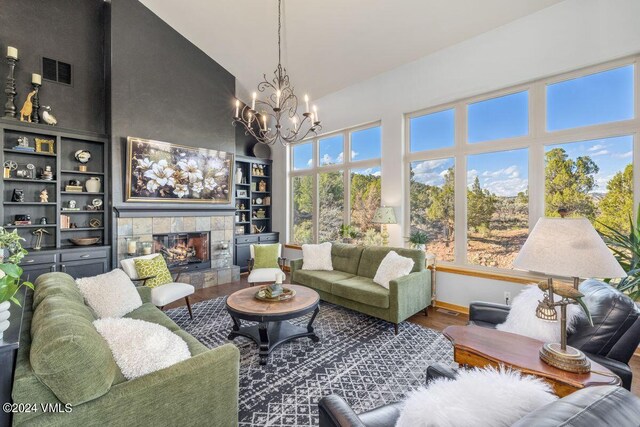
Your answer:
[166,273,640,396]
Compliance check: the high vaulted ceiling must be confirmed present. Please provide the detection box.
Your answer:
[140,0,563,101]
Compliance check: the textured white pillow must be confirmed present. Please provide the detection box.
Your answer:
[94,318,190,380]
[396,366,557,427]
[76,269,142,319]
[373,251,414,289]
[496,285,583,343]
[301,242,333,271]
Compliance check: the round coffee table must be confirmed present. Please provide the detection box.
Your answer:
[225,284,320,365]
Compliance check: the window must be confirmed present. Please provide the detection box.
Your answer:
[292,175,313,244]
[319,135,344,166]
[547,65,634,131]
[409,158,455,261]
[289,123,382,244]
[467,149,528,268]
[405,57,637,272]
[545,136,633,233]
[468,91,529,143]
[409,108,455,152]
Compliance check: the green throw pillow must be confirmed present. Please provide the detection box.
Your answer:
[253,244,280,269]
[134,255,173,288]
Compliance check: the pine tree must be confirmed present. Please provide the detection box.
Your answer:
[545,148,598,219]
[426,168,455,246]
[596,163,633,233]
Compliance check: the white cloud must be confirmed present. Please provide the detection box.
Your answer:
[594,173,615,192]
[351,150,359,159]
[614,151,633,159]
[467,169,478,184]
[590,150,610,157]
[588,144,607,152]
[307,158,313,167]
[481,165,520,179]
[484,177,528,197]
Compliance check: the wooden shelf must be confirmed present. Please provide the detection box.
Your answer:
[3,149,56,157]
[61,170,104,176]
[60,210,104,214]
[61,191,104,195]
[4,202,56,206]
[6,224,56,229]
[61,227,104,232]
[3,178,57,184]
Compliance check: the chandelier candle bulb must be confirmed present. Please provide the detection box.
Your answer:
[276,90,281,107]
[292,116,297,131]
[235,99,240,118]
[251,92,256,110]
[7,46,17,59]
[304,94,309,112]
[262,115,267,131]
[313,105,318,122]
[32,73,41,85]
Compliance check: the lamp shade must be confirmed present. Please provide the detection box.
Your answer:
[513,218,626,279]
[372,206,397,225]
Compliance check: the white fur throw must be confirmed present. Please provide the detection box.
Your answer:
[396,366,557,427]
[76,269,142,319]
[94,318,191,380]
[301,242,333,271]
[496,285,583,343]
[373,251,415,289]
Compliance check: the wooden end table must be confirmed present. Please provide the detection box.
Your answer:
[226,284,320,365]
[443,325,621,397]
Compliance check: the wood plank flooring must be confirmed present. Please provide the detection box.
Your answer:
[165,274,639,396]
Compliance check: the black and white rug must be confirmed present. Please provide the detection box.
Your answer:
[166,297,454,426]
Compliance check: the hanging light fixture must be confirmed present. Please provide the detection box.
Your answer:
[232,0,321,146]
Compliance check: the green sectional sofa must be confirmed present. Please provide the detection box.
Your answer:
[11,272,239,427]
[290,244,429,333]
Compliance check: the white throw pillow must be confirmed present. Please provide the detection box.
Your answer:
[94,318,191,380]
[301,242,333,271]
[496,285,583,343]
[373,251,415,289]
[76,269,142,319]
[396,366,557,427]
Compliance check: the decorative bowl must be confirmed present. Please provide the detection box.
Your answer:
[255,287,296,302]
[69,237,101,246]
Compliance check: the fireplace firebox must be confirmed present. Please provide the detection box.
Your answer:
[152,232,211,270]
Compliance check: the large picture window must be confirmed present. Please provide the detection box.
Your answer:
[405,59,636,271]
[289,123,382,245]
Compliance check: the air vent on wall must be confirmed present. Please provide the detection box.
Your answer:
[42,57,72,85]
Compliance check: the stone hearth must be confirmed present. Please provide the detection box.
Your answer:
[116,215,240,288]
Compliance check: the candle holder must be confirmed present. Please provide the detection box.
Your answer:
[31,83,41,123]
[4,57,18,119]
[125,237,140,256]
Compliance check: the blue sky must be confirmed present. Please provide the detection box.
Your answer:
[409,64,634,197]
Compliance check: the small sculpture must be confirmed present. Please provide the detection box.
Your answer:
[39,217,47,225]
[32,228,51,251]
[68,200,77,209]
[19,91,36,122]
[11,189,24,202]
[16,136,29,148]
[41,106,58,126]
[258,180,267,192]
[39,189,48,203]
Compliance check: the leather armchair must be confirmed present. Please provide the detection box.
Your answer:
[469,279,640,390]
[319,366,640,427]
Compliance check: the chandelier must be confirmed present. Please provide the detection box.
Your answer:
[232,0,321,146]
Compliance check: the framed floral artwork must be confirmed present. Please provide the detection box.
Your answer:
[126,137,233,203]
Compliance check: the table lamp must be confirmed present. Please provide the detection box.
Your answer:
[372,206,396,246]
[513,217,626,373]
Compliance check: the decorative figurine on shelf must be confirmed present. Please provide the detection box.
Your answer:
[68,200,77,209]
[241,213,246,222]
[19,90,36,122]
[258,180,267,192]
[41,106,57,126]
[32,228,51,251]
[39,217,47,225]
[39,189,48,203]
[235,166,243,184]
[240,203,245,210]
[74,149,91,172]
[16,136,30,148]
[3,160,17,178]
[11,189,24,202]
[89,218,102,228]
[252,224,265,234]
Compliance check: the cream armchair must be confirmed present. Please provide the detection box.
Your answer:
[247,243,286,286]
[120,254,195,319]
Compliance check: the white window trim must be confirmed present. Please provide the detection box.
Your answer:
[289,122,382,244]
[404,55,640,273]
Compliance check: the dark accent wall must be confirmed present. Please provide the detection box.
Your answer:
[0,0,106,134]
[107,0,238,212]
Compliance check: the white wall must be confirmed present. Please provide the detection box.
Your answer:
[275,0,640,307]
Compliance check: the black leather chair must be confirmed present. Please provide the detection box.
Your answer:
[469,279,640,390]
[318,363,640,427]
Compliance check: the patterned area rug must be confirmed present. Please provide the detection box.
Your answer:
[166,297,454,426]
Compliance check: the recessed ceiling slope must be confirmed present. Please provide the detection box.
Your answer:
[140,0,563,100]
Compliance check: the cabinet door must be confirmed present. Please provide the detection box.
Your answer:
[21,264,56,282]
[60,259,108,279]
[235,244,252,272]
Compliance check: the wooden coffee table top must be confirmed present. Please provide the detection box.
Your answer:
[226,284,319,316]
[443,325,621,395]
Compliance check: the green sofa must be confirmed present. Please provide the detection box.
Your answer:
[11,273,239,427]
[290,244,429,333]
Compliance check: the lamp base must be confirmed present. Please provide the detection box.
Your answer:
[539,343,591,373]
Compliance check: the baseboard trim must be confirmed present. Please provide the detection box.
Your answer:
[434,300,469,315]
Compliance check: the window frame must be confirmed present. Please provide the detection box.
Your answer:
[289,121,382,244]
[404,55,640,273]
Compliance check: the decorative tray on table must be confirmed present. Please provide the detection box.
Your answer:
[255,287,296,302]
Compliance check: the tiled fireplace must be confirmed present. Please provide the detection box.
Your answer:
[116,215,240,288]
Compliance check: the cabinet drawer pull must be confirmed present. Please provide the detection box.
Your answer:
[80,254,90,258]
[25,259,35,263]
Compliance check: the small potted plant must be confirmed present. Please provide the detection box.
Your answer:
[0,228,33,341]
[408,231,428,251]
[340,224,359,244]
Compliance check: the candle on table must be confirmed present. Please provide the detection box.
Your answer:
[142,245,152,255]
[7,46,18,60]
[127,240,137,255]
[32,73,42,85]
